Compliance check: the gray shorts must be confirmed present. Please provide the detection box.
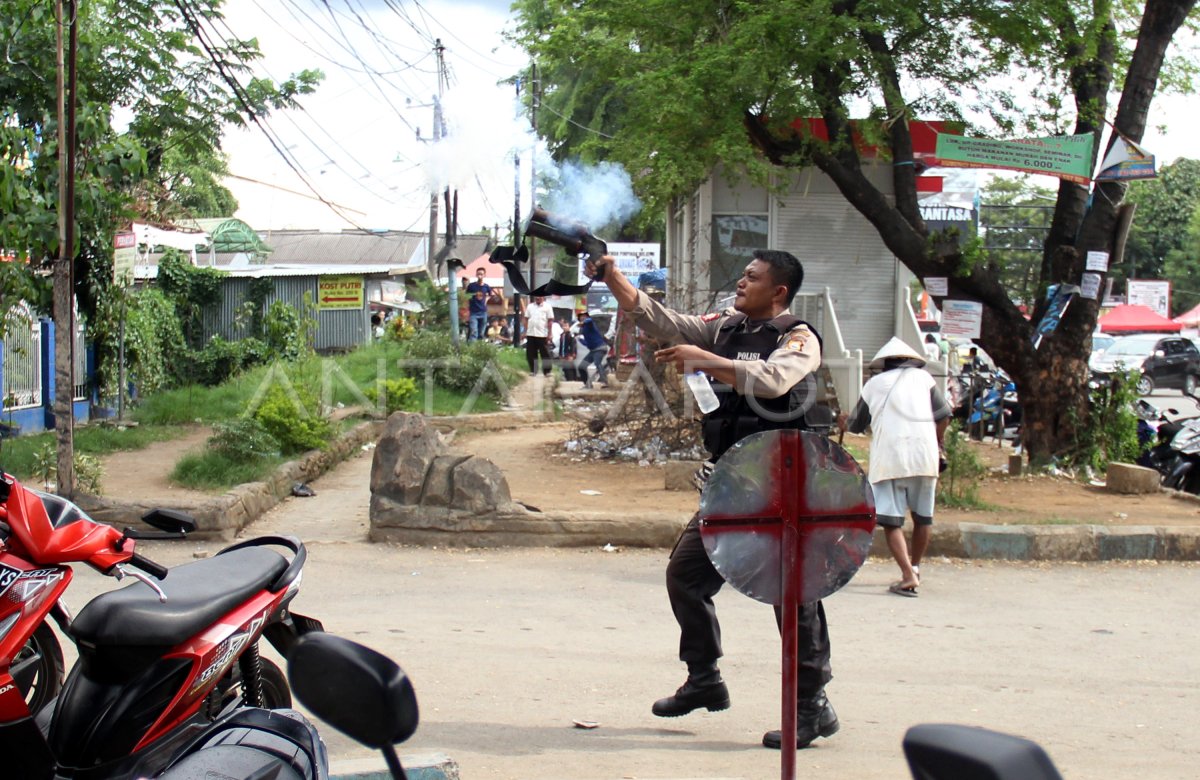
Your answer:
[872,476,936,528]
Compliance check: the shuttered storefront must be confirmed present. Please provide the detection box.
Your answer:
[773,167,900,356]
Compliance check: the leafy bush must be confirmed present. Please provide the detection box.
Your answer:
[364,377,419,414]
[208,417,280,463]
[264,301,307,362]
[190,336,270,386]
[31,443,105,494]
[250,383,332,455]
[1076,369,1141,471]
[124,287,186,395]
[398,331,521,400]
[937,421,989,507]
[156,250,226,350]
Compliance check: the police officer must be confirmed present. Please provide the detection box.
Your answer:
[585,249,838,751]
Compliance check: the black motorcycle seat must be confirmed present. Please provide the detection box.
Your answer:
[70,547,290,648]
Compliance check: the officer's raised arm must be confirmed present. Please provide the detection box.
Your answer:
[586,254,715,346]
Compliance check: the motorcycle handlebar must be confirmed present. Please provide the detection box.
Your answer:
[128,551,169,580]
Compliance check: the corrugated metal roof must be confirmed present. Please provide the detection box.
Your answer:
[134,263,416,280]
[252,229,490,265]
[133,228,492,279]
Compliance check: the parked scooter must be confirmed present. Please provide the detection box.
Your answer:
[1155,392,1200,494]
[961,368,1021,441]
[0,471,322,778]
[157,632,421,780]
[1133,397,1181,472]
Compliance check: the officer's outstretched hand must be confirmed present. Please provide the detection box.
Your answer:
[654,344,715,372]
[584,254,613,283]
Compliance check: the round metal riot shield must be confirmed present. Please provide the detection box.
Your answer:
[698,429,875,605]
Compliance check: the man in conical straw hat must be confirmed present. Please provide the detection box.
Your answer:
[840,337,952,597]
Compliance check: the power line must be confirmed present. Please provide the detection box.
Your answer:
[173,0,371,230]
[249,0,434,76]
[211,9,410,206]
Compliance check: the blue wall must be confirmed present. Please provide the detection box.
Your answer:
[0,319,91,437]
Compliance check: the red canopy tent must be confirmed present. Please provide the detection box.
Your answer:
[1097,304,1182,333]
[1173,302,1200,328]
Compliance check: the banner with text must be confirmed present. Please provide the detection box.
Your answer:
[935,133,1095,184]
[317,275,365,310]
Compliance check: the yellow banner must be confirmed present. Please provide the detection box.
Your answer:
[317,275,364,310]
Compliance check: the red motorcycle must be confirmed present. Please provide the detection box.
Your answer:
[0,471,323,778]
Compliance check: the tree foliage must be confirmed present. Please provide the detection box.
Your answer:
[979,176,1057,307]
[1163,203,1200,315]
[510,0,1199,462]
[0,0,320,339]
[1121,157,1200,298]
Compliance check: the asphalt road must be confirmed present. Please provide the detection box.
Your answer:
[64,538,1200,780]
[1146,387,1200,420]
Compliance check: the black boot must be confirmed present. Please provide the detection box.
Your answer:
[761,690,840,749]
[651,664,730,718]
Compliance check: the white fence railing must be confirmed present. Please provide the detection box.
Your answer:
[3,305,42,410]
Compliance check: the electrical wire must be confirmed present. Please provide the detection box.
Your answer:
[535,97,616,139]
[173,0,373,230]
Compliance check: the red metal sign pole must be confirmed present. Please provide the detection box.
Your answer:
[698,430,876,780]
[781,520,800,780]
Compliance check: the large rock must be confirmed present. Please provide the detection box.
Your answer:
[422,455,471,507]
[451,456,511,513]
[370,413,446,504]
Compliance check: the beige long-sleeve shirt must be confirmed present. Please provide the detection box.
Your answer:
[628,290,821,399]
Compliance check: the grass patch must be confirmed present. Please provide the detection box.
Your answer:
[170,450,285,491]
[936,492,999,511]
[4,341,529,490]
[0,424,182,481]
[1022,516,1079,525]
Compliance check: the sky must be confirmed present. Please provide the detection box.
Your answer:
[216,0,1196,237]
[219,0,533,236]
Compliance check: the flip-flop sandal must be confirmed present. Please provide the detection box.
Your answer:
[888,582,919,598]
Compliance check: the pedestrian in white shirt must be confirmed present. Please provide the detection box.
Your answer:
[523,296,553,376]
[841,338,951,597]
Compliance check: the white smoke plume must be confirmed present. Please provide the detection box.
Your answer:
[421,83,640,236]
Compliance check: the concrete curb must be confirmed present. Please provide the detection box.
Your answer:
[76,419,384,540]
[73,414,1200,561]
[870,521,1200,562]
[331,753,459,780]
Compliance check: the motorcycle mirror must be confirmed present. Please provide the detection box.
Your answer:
[903,723,1064,780]
[140,508,197,535]
[289,633,419,750]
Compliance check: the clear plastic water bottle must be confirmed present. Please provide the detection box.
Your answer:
[685,371,720,414]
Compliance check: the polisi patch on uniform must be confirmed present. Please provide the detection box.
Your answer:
[736,351,765,361]
[701,312,721,322]
[784,329,810,351]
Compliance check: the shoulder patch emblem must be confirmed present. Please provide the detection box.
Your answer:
[784,331,809,351]
[701,312,721,322]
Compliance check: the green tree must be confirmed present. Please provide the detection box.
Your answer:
[1163,206,1200,314]
[0,0,320,329]
[979,177,1057,308]
[1121,157,1200,297]
[511,0,1199,462]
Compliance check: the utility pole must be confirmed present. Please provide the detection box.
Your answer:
[53,0,77,497]
[511,77,522,348]
[528,64,537,298]
[431,39,461,349]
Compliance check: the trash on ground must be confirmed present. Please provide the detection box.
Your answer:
[291,482,316,497]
